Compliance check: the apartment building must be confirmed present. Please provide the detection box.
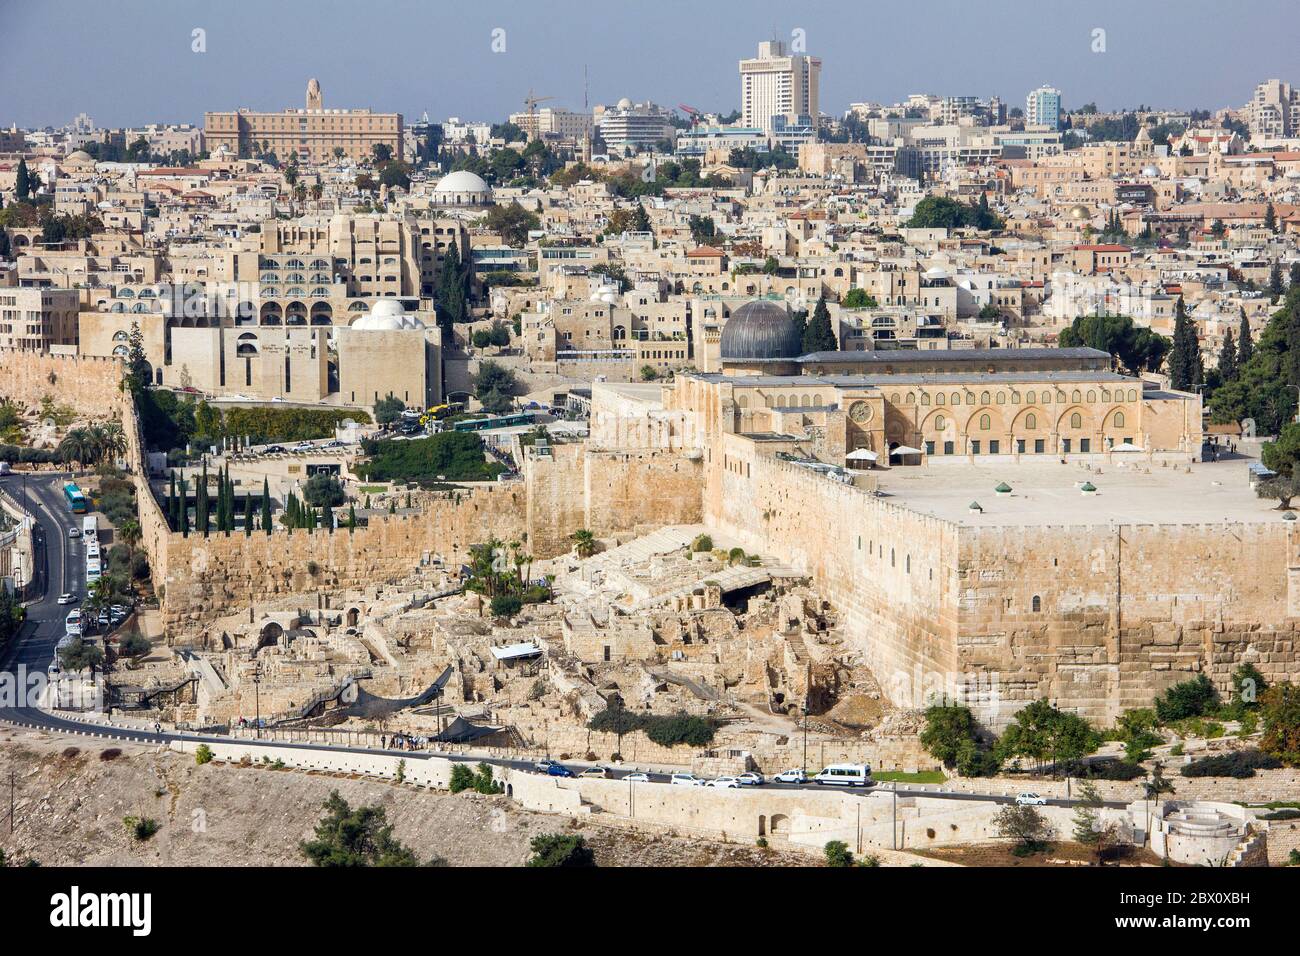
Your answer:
[739,40,821,135]
[0,288,80,351]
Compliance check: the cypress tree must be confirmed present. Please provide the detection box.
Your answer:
[243,494,252,536]
[197,462,209,537]
[261,477,272,534]
[215,465,227,533]
[1237,309,1254,368]
[347,503,357,531]
[15,158,30,201]
[802,297,837,353]
[167,473,177,530]
[1167,297,1203,392]
[1217,329,1237,383]
[322,501,334,533]
[179,477,190,536]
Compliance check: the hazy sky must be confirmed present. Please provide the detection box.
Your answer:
[0,0,1294,128]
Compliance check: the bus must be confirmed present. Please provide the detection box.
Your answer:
[63,483,87,514]
[452,412,536,433]
[82,515,98,540]
[85,556,102,584]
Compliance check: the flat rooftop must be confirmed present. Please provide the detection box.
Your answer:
[875,455,1286,528]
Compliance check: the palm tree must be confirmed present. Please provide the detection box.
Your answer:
[58,428,93,470]
[570,529,596,558]
[1143,760,1176,838]
[118,517,142,577]
[310,183,323,202]
[102,420,127,460]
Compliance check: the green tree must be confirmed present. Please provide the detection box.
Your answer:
[57,638,104,677]
[527,833,595,867]
[993,803,1051,855]
[300,790,438,867]
[260,477,273,534]
[15,158,31,200]
[1237,309,1254,367]
[1260,682,1300,766]
[483,201,539,247]
[1153,673,1217,723]
[802,296,837,353]
[570,529,596,557]
[997,699,1100,775]
[841,288,878,309]
[1057,314,1169,374]
[1217,329,1238,383]
[1167,297,1203,391]
[302,473,345,508]
[473,360,519,414]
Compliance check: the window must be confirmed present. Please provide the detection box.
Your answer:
[1072,390,1081,403]
[925,441,935,455]
[1070,412,1082,429]
[935,416,946,431]
[981,391,991,404]
[951,393,960,405]
[1034,438,1044,453]
[1080,438,1091,452]
[936,393,946,405]
[1025,412,1037,430]
[1062,438,1072,453]
[971,440,981,454]
[1032,595,1041,612]
[979,414,991,430]
[943,440,954,455]
[1016,439,1025,453]
[1114,410,1125,428]
[921,393,931,406]
[989,440,1000,454]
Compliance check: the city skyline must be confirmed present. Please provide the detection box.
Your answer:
[1,0,1296,129]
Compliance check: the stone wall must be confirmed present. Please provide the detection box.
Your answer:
[0,349,126,416]
[158,486,528,629]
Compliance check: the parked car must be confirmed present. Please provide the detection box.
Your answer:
[67,527,80,539]
[293,441,314,450]
[578,767,609,779]
[708,776,743,789]
[736,772,765,786]
[264,445,286,454]
[669,773,706,787]
[1015,793,1048,806]
[546,763,576,778]
[97,610,110,628]
[535,758,557,771]
[623,772,650,783]
[813,764,873,787]
[322,440,346,449]
[57,593,77,605]
[773,769,807,784]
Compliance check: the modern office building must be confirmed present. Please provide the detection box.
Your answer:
[507,107,593,142]
[204,78,403,165]
[594,99,676,154]
[739,40,821,135]
[1025,85,1062,131]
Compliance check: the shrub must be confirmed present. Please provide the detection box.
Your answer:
[1059,758,1148,781]
[690,533,713,553]
[124,816,160,842]
[1261,809,1300,821]
[824,840,854,867]
[490,593,524,618]
[449,763,475,793]
[527,834,595,867]
[194,744,214,765]
[99,748,121,761]
[1182,749,1282,778]
[1155,674,1218,723]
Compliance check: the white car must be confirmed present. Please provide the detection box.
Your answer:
[56,593,77,605]
[736,772,765,786]
[623,772,650,783]
[1015,792,1048,806]
[578,767,609,779]
[772,769,807,784]
[67,527,80,539]
[708,776,743,789]
[669,772,706,787]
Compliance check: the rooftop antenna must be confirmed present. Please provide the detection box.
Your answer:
[584,64,589,111]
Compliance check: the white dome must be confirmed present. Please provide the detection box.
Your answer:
[434,170,490,194]
[616,97,633,110]
[1142,165,1160,177]
[349,300,426,331]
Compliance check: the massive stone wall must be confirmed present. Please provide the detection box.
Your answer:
[524,443,704,558]
[158,486,528,629]
[961,521,1299,727]
[0,349,125,417]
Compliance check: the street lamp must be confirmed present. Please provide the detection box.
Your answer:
[251,664,262,739]
[801,702,809,774]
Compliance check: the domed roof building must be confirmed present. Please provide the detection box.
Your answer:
[348,299,426,331]
[431,170,492,207]
[719,300,802,362]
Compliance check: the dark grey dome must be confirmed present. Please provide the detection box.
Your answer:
[719,300,801,361]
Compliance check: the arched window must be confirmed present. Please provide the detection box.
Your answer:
[1072,390,1082,403]
[979,414,991,430]
[921,393,931,406]
[1129,388,1138,401]
[1070,412,1082,429]
[1114,410,1125,428]
[951,393,960,405]
[1032,595,1041,612]
[1025,413,1037,430]
[996,392,1006,404]
[936,393,946,405]
[1026,391,1035,404]
[905,393,915,404]
[981,391,991,405]
[935,416,946,431]
[1087,390,1097,403]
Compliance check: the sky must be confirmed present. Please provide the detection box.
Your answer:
[0,0,1295,129]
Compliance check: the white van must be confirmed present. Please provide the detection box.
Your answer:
[65,610,82,636]
[813,763,872,787]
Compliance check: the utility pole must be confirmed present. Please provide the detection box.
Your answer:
[252,664,262,739]
[801,702,808,774]
[8,766,16,834]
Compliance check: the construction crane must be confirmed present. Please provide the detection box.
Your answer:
[524,89,555,115]
[678,104,703,129]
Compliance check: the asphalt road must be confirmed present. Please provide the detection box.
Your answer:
[0,472,1120,809]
